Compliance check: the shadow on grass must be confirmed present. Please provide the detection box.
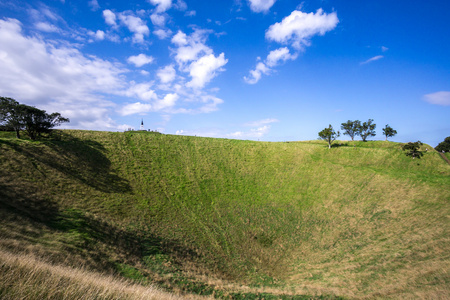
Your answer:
[0,132,131,193]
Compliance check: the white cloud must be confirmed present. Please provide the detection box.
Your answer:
[124,82,157,101]
[118,13,150,43]
[381,46,389,52]
[245,118,279,127]
[248,0,277,13]
[149,0,172,13]
[244,62,270,84]
[423,91,450,106]
[103,9,117,27]
[88,29,105,41]
[127,54,155,67]
[186,53,228,89]
[266,8,339,50]
[153,28,172,39]
[174,0,187,11]
[360,55,384,65]
[266,47,297,67]
[157,65,176,83]
[171,30,188,46]
[88,0,100,11]
[0,18,126,130]
[150,13,166,27]
[120,102,152,115]
[227,125,270,138]
[155,93,178,110]
[185,10,196,17]
[171,29,214,67]
[34,22,59,33]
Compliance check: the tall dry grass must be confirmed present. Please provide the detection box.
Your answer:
[0,250,206,300]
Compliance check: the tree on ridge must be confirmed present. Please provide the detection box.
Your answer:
[341,120,361,141]
[318,124,340,149]
[382,124,397,141]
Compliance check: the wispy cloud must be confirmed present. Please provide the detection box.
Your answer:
[360,55,384,65]
[423,91,450,106]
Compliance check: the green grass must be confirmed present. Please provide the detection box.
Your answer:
[0,130,449,299]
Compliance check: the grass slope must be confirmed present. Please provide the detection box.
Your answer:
[0,130,449,299]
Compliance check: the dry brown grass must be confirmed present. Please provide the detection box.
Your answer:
[0,249,208,300]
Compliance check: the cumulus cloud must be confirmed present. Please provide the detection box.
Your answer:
[360,55,384,65]
[245,9,338,84]
[157,65,176,83]
[153,28,172,39]
[423,91,450,106]
[0,18,126,130]
[244,62,270,84]
[248,0,277,13]
[127,54,155,67]
[117,12,150,43]
[124,82,157,101]
[150,13,166,27]
[120,102,152,115]
[171,29,213,67]
[186,53,227,89]
[245,47,296,84]
[88,0,100,11]
[266,8,339,50]
[149,0,172,13]
[266,47,297,67]
[103,9,117,27]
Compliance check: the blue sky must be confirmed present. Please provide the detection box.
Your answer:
[0,0,449,146]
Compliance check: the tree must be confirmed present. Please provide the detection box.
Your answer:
[402,141,423,159]
[358,119,376,142]
[0,97,26,138]
[340,120,361,141]
[318,124,340,149]
[382,124,397,141]
[435,136,450,153]
[0,96,69,139]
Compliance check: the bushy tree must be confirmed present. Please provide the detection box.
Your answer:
[340,120,361,141]
[0,96,69,139]
[318,124,340,149]
[402,141,423,159]
[358,119,376,142]
[382,124,397,141]
[435,137,450,153]
[0,97,26,138]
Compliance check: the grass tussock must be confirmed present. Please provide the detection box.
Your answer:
[0,250,204,300]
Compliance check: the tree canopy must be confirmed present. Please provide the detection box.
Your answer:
[435,136,450,152]
[402,141,423,159]
[318,124,340,149]
[358,119,376,142]
[382,124,397,141]
[340,120,360,141]
[0,97,69,139]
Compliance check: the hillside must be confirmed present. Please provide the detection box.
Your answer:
[1,130,449,299]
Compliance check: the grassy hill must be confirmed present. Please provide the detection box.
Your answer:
[1,130,449,299]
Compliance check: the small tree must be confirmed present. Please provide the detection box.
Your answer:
[0,97,26,138]
[435,136,450,153]
[402,141,423,159]
[318,124,340,149]
[340,120,361,141]
[382,124,397,141]
[0,96,69,139]
[358,119,376,142]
